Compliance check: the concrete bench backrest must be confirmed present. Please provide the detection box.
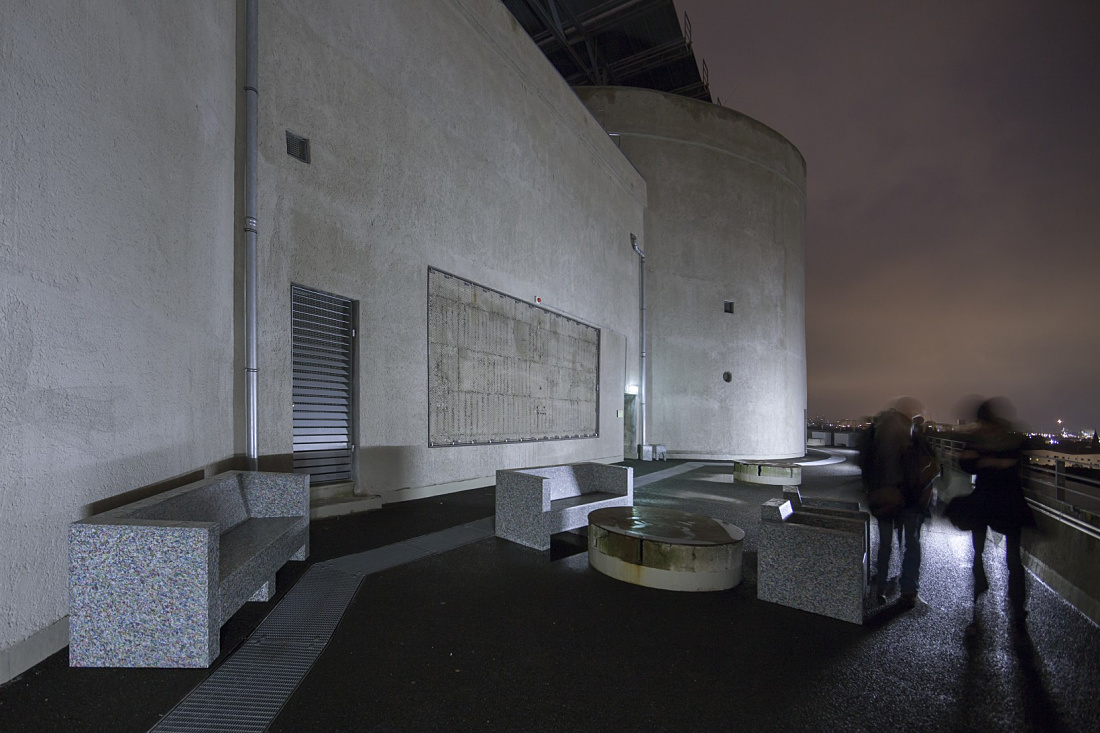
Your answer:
[782,487,861,514]
[787,513,865,534]
[128,475,249,534]
[521,464,594,501]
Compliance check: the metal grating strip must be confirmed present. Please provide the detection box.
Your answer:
[149,520,494,732]
[150,565,361,733]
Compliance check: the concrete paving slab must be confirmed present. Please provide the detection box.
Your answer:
[2,452,1098,733]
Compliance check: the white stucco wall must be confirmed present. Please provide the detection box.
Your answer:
[1,0,648,683]
[0,1,237,676]
[254,0,646,497]
[577,87,807,459]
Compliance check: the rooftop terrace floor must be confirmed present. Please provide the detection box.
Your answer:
[2,449,1098,731]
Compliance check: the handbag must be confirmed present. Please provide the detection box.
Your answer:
[945,493,982,531]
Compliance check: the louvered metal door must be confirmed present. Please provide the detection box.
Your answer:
[292,285,356,484]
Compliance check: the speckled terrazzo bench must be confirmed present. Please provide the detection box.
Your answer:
[757,496,870,625]
[781,486,870,585]
[495,463,633,551]
[69,470,309,668]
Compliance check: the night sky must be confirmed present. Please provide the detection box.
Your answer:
[675,0,1099,433]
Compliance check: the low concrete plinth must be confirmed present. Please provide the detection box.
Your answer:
[588,506,744,591]
[734,461,801,486]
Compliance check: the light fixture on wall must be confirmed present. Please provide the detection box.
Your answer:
[626,385,639,395]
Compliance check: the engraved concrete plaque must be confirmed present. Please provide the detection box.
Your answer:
[428,268,599,446]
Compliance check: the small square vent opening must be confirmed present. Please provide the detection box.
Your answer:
[286,131,310,164]
[723,301,735,314]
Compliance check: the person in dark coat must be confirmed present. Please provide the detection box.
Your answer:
[864,397,935,609]
[955,397,1036,632]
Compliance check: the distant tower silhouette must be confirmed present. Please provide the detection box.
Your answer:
[1091,430,1098,452]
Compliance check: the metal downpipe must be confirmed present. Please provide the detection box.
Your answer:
[244,0,259,470]
[631,233,646,451]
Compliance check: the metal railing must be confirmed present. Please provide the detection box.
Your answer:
[927,436,1100,535]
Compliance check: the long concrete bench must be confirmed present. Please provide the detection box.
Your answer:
[69,470,309,668]
[495,462,633,551]
[757,494,870,625]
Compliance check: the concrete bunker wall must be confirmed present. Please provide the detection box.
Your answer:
[1,0,645,680]
[254,0,646,500]
[1,0,238,678]
[576,87,807,459]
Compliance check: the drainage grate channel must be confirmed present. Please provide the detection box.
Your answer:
[150,564,361,733]
[149,518,495,732]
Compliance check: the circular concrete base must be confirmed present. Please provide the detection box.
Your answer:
[733,461,801,486]
[587,506,744,592]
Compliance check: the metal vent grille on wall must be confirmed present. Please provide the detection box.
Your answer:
[286,130,310,163]
[292,285,356,484]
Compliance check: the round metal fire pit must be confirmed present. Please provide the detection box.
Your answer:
[587,506,744,592]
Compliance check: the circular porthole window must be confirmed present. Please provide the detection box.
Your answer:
[722,371,732,383]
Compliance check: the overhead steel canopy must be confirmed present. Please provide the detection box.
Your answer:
[502,0,712,102]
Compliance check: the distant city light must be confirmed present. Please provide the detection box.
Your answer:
[808,414,1094,444]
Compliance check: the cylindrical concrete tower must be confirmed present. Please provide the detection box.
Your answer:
[577,87,807,459]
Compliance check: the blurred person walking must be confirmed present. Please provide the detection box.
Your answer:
[862,397,938,609]
[949,397,1036,635]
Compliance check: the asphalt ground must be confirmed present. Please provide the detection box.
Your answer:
[2,450,1098,732]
